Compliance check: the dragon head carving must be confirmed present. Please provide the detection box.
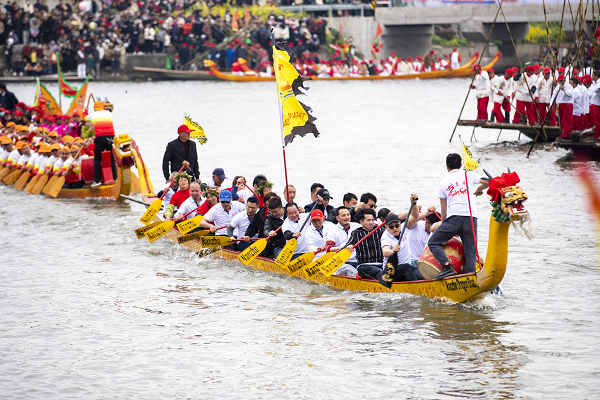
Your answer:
[113,134,134,168]
[487,172,533,239]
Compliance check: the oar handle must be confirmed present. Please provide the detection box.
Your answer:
[266,225,283,241]
[182,204,202,218]
[160,165,186,200]
[349,221,386,251]
[395,199,416,256]
[242,181,259,198]
[297,200,320,234]
[232,238,260,242]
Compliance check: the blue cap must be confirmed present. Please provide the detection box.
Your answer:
[219,190,232,202]
[212,167,227,180]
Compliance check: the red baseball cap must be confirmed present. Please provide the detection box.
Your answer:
[177,125,194,134]
[543,67,551,73]
[558,74,565,81]
[311,209,324,220]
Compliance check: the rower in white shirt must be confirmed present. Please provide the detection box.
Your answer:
[174,181,204,221]
[199,190,245,236]
[227,196,260,251]
[326,206,361,267]
[281,202,311,260]
[304,209,338,261]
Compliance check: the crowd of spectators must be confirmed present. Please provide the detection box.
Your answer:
[0,0,336,76]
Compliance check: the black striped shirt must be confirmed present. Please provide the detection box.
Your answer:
[345,227,383,265]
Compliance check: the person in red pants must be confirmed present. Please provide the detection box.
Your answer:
[536,68,556,126]
[512,66,538,124]
[589,71,600,139]
[551,74,575,139]
[491,69,514,123]
[472,64,491,121]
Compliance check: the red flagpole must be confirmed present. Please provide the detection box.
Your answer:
[282,145,290,203]
[277,96,290,203]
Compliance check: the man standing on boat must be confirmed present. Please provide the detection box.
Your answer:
[428,153,489,279]
[162,124,200,183]
[589,70,600,139]
[551,74,575,140]
[90,101,117,187]
[536,68,556,126]
[512,66,537,125]
[472,65,491,121]
[449,46,461,70]
[491,68,513,123]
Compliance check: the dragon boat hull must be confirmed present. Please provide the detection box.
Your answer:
[204,53,482,83]
[3,135,146,201]
[142,211,508,303]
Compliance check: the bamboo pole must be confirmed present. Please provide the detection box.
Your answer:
[448,0,504,143]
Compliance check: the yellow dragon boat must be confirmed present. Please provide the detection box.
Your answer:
[203,52,490,82]
[2,134,148,201]
[137,166,530,303]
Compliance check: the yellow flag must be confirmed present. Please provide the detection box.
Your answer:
[184,115,207,145]
[461,143,480,171]
[273,43,319,145]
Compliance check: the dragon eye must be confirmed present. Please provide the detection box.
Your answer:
[504,192,512,197]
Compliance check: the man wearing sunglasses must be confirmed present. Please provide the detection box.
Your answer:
[349,192,378,223]
[200,190,245,236]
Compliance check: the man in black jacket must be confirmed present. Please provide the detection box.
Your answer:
[162,124,200,182]
[304,188,336,223]
[0,84,19,111]
[244,192,277,256]
[263,197,287,258]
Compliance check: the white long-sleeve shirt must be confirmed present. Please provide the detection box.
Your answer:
[492,75,511,103]
[281,213,311,255]
[578,85,590,115]
[551,83,574,104]
[589,80,600,106]
[473,70,491,98]
[305,221,335,260]
[536,76,554,104]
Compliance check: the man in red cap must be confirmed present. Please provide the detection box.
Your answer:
[551,74,575,139]
[472,64,491,121]
[512,65,538,124]
[536,67,556,126]
[162,124,200,183]
[491,68,514,123]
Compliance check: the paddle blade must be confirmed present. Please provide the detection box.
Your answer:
[287,252,316,276]
[135,220,163,239]
[305,252,336,278]
[145,220,175,243]
[42,175,58,195]
[177,230,211,245]
[177,215,204,235]
[48,176,65,198]
[31,175,49,195]
[139,199,162,225]
[24,175,38,193]
[13,171,30,190]
[275,238,297,270]
[199,236,232,248]
[0,167,11,182]
[3,169,22,186]
[318,249,352,278]
[238,239,267,265]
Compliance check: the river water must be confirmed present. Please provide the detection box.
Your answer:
[1,79,599,399]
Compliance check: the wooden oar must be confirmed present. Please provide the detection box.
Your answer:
[139,165,185,225]
[135,220,163,239]
[13,170,30,190]
[318,222,387,278]
[379,199,417,289]
[23,173,39,193]
[238,225,283,265]
[242,181,259,198]
[177,229,215,244]
[42,174,58,194]
[0,165,11,181]
[31,173,49,195]
[199,236,259,248]
[275,202,319,270]
[48,146,84,198]
[2,168,22,186]
[177,215,204,235]
[144,207,210,244]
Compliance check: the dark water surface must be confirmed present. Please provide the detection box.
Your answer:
[1,80,599,399]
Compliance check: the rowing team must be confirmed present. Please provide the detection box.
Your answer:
[0,134,88,188]
[159,172,443,281]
